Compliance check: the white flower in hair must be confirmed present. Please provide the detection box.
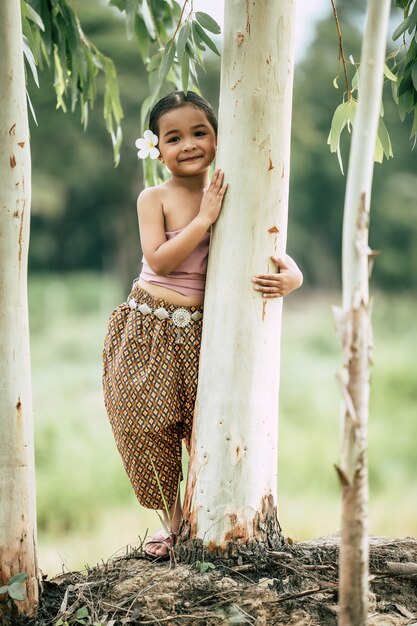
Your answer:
[135,130,160,159]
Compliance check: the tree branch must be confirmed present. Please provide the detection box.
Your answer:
[330,0,351,99]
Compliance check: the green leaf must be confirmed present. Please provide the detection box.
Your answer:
[346,98,357,126]
[26,86,39,125]
[158,39,176,81]
[327,101,349,153]
[8,582,26,601]
[194,560,216,573]
[195,11,221,34]
[7,573,28,585]
[189,60,200,87]
[134,15,150,61]
[377,116,393,159]
[411,62,417,91]
[384,63,397,82]
[0,585,9,595]
[141,0,156,40]
[75,607,89,619]
[392,14,413,40]
[185,40,195,60]
[397,68,413,97]
[410,103,417,137]
[22,36,40,87]
[408,0,417,32]
[147,51,163,72]
[149,68,161,92]
[398,88,415,120]
[191,35,206,65]
[374,134,384,163]
[25,3,45,31]
[181,50,190,94]
[192,21,220,56]
[140,94,153,129]
[109,0,125,10]
[177,21,191,62]
[111,126,123,167]
[125,0,139,39]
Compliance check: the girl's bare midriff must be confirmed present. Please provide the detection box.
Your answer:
[138,278,204,307]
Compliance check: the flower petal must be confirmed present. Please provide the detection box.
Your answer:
[149,147,160,159]
[135,138,146,149]
[143,130,154,141]
[137,148,150,159]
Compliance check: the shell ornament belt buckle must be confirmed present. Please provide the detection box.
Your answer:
[171,307,192,343]
[128,299,202,343]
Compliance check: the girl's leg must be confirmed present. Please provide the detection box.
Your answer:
[144,490,182,557]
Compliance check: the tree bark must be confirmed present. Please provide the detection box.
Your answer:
[0,0,39,615]
[180,0,296,552]
[333,1,391,624]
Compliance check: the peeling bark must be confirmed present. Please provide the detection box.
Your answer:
[0,1,39,616]
[178,494,282,562]
[181,0,296,551]
[335,1,391,624]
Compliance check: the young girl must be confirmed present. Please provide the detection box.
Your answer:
[102,91,303,559]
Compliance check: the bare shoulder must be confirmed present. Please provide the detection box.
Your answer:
[137,186,163,212]
[137,185,166,238]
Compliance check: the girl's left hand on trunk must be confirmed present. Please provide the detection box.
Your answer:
[252,255,303,298]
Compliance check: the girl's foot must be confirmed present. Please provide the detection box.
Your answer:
[144,529,177,559]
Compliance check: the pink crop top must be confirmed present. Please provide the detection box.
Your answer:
[139,229,210,297]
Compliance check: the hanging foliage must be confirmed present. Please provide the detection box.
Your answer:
[22,1,221,173]
[328,0,417,173]
[108,0,221,186]
[22,0,124,165]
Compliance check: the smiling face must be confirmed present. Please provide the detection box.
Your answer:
[157,104,217,178]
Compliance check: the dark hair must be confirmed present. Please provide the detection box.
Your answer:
[149,91,218,137]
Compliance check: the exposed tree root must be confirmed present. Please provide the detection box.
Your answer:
[4,536,416,626]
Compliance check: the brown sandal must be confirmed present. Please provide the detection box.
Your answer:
[144,529,177,560]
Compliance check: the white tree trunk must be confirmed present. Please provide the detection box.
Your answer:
[0,0,39,615]
[333,1,391,624]
[181,0,296,549]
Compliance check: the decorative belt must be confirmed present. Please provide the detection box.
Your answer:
[128,298,203,343]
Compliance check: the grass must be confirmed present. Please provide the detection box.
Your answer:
[28,273,417,576]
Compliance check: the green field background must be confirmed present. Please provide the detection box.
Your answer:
[29,273,417,577]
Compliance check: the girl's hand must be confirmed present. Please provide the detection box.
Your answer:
[252,255,303,298]
[198,169,228,226]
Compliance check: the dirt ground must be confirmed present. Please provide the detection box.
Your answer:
[5,536,417,626]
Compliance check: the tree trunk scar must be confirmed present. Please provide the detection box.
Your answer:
[225,514,248,542]
[10,154,16,168]
[268,226,279,253]
[268,156,274,170]
[236,31,244,46]
[9,123,16,135]
[262,299,267,321]
[18,208,24,264]
[356,192,368,229]
[16,398,22,411]
[231,78,242,91]
[18,141,25,148]
[245,2,251,34]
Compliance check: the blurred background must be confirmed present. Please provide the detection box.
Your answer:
[28,0,417,577]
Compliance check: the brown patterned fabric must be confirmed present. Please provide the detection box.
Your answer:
[102,282,203,509]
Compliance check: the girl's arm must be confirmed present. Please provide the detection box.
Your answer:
[138,170,227,276]
[252,254,303,298]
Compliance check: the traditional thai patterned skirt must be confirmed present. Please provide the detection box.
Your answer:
[102,281,204,509]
